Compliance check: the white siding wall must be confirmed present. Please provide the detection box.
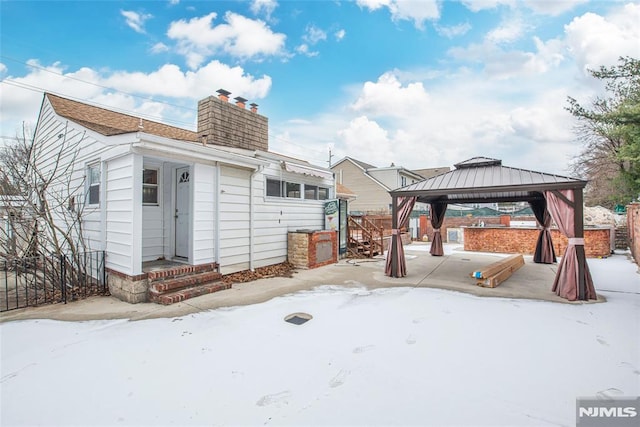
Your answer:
[33,99,109,253]
[218,162,331,274]
[105,153,142,275]
[193,163,216,264]
[218,166,251,274]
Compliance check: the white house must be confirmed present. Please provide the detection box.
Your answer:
[33,90,334,303]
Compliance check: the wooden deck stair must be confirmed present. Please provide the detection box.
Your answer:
[348,216,384,258]
[147,263,229,305]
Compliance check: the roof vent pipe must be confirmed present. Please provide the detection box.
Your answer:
[234,96,248,109]
[216,89,231,102]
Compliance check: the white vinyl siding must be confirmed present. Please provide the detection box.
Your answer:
[105,153,142,275]
[32,99,109,252]
[218,166,251,274]
[192,163,216,264]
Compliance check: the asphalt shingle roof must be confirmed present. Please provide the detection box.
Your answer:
[46,93,198,142]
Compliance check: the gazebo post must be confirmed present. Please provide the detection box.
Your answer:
[574,188,586,300]
[391,195,398,277]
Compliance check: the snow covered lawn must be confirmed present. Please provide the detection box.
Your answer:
[1,254,638,426]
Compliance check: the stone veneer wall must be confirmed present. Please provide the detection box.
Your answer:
[628,203,640,265]
[463,227,611,258]
[288,230,337,269]
[107,269,149,304]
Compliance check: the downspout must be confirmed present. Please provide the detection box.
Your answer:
[249,165,265,271]
[100,160,107,252]
[215,164,221,267]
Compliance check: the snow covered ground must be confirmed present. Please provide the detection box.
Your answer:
[1,252,638,426]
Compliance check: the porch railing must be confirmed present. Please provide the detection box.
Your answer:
[1,250,107,312]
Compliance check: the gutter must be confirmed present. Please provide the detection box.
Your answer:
[132,133,269,169]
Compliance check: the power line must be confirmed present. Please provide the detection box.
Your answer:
[1,72,332,161]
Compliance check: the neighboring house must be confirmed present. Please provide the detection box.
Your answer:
[331,157,448,214]
[33,90,334,302]
[0,194,33,258]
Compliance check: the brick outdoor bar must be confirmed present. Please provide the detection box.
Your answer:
[287,230,338,269]
[463,226,612,258]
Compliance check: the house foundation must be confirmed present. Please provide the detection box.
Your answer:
[107,269,149,304]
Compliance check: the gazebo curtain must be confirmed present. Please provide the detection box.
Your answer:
[544,189,596,301]
[530,199,556,264]
[385,196,417,278]
[429,202,447,256]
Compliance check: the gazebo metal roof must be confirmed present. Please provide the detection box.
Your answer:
[390,157,586,204]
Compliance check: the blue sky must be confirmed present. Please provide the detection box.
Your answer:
[1,0,639,174]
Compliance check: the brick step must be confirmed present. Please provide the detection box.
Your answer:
[149,270,223,294]
[151,281,232,305]
[147,263,219,283]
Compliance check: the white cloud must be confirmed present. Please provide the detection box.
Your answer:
[486,15,527,44]
[294,24,328,58]
[150,42,169,54]
[522,0,588,16]
[351,72,430,118]
[460,0,515,13]
[295,44,319,57]
[335,29,346,41]
[461,0,586,16]
[447,33,565,80]
[337,116,395,165]
[564,3,640,75]
[357,0,440,29]
[250,0,278,20]
[0,59,272,135]
[435,22,471,39]
[167,12,287,68]
[303,25,327,44]
[120,10,152,34]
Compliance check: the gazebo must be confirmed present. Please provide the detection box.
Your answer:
[386,157,597,301]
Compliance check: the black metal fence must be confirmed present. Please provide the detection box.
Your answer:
[1,250,107,312]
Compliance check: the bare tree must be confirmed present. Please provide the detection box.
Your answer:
[0,122,89,258]
[0,123,105,306]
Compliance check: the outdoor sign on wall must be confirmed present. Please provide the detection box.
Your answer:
[324,200,339,232]
[324,199,347,255]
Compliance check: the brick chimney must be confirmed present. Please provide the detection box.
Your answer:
[197,89,268,151]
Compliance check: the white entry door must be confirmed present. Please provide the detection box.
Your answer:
[175,167,190,258]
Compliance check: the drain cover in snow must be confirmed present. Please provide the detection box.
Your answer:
[284,312,312,325]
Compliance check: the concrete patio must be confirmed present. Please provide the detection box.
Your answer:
[0,242,609,323]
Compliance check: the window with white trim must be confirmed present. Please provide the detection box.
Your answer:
[266,177,330,201]
[304,184,318,200]
[143,168,159,205]
[266,178,283,197]
[285,182,301,198]
[87,163,100,205]
[318,187,329,200]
